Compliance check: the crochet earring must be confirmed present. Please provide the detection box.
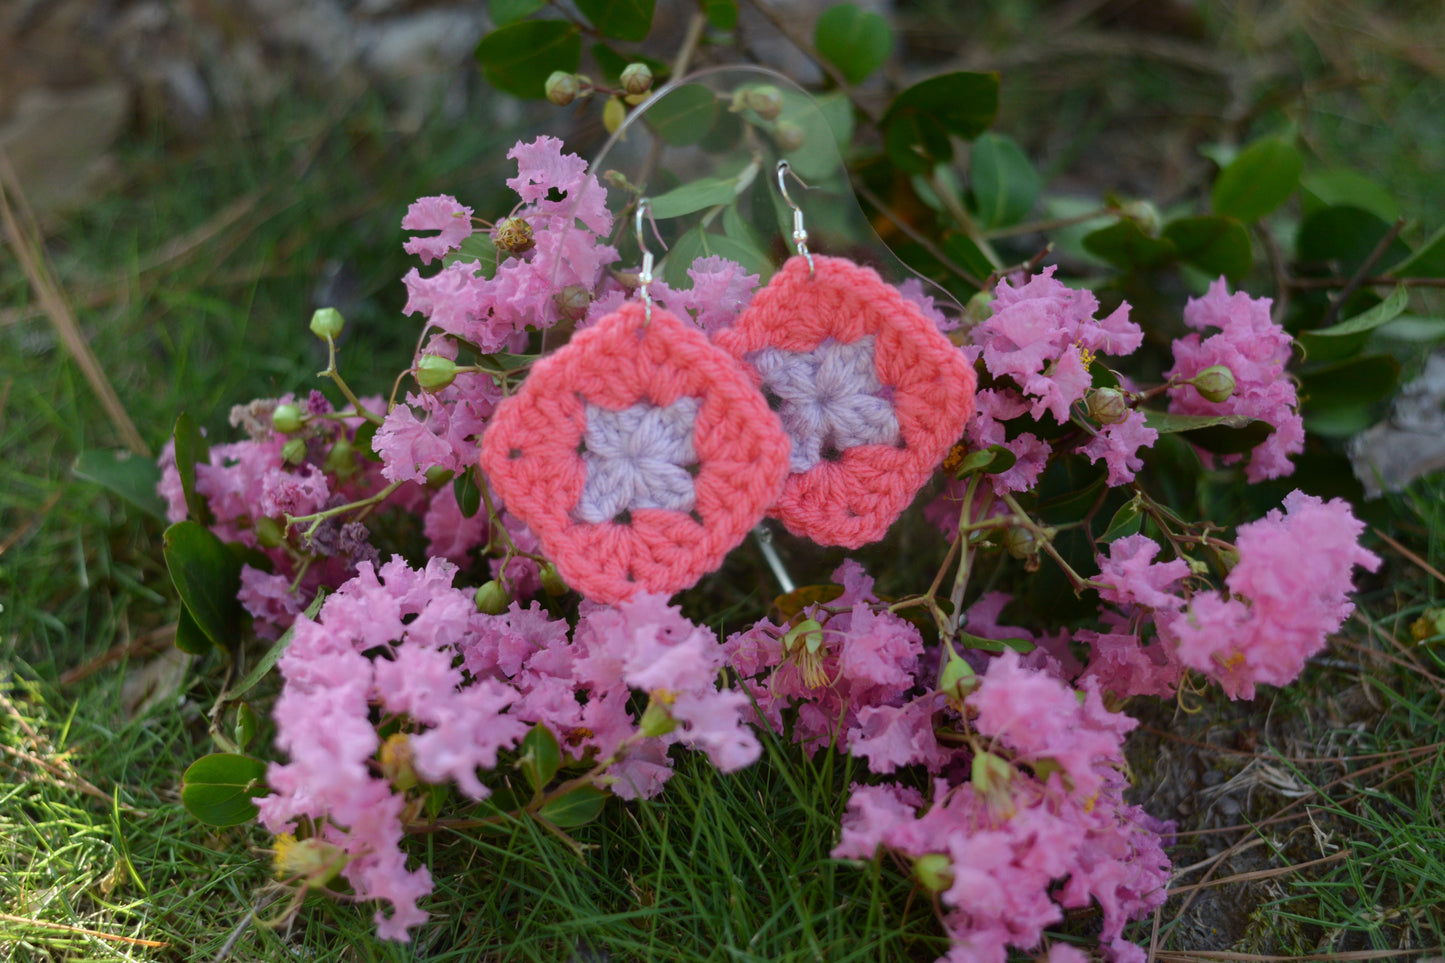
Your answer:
[479,200,791,604]
[713,161,978,549]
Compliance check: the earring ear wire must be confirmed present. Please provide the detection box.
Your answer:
[776,160,815,279]
[635,198,655,324]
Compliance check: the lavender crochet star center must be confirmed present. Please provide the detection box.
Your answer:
[574,397,702,524]
[747,335,901,473]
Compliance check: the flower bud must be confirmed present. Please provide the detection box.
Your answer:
[309,307,345,340]
[474,579,510,615]
[272,403,304,434]
[255,515,287,548]
[965,290,994,323]
[281,437,307,465]
[1003,525,1037,560]
[540,562,567,596]
[416,354,459,392]
[1120,198,1161,235]
[744,85,783,120]
[1191,365,1236,403]
[379,733,417,792]
[554,284,592,322]
[638,697,678,738]
[620,62,653,96]
[1086,386,1129,425]
[971,751,1017,792]
[424,466,455,489]
[602,96,627,134]
[773,120,805,152]
[545,71,580,106]
[324,436,357,479]
[493,215,534,255]
[273,834,348,888]
[938,651,976,702]
[913,853,954,894]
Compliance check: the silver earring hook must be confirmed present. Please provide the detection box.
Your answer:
[777,160,815,279]
[635,198,655,324]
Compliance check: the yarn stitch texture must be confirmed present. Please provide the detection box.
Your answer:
[715,254,977,548]
[480,302,790,604]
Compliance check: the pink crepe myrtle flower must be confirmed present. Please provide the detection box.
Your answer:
[834,769,1171,963]
[975,267,1142,424]
[401,194,473,264]
[400,136,618,352]
[1163,491,1380,698]
[1164,278,1304,481]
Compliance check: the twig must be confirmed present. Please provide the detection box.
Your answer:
[1167,847,1351,896]
[854,181,986,290]
[1285,274,1445,289]
[0,150,149,456]
[59,623,178,686]
[1371,526,1445,586]
[0,912,168,948]
[1317,217,1406,328]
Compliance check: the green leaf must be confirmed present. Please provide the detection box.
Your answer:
[956,631,1035,655]
[1389,224,1445,279]
[1301,354,1400,415]
[352,420,381,462]
[181,753,268,827]
[1309,285,1409,337]
[970,133,1039,229]
[1162,215,1252,282]
[699,0,737,29]
[777,89,853,181]
[72,449,166,521]
[518,724,561,794]
[647,176,739,219]
[1100,499,1143,543]
[1300,169,1400,223]
[940,233,995,280]
[576,0,655,42]
[814,3,892,85]
[884,71,999,141]
[228,593,325,701]
[1372,316,1445,343]
[1083,219,1176,271]
[1142,411,1275,455]
[1296,206,1410,276]
[173,412,212,526]
[537,785,608,828]
[645,83,719,147]
[475,20,582,99]
[488,0,546,26]
[954,444,1016,478]
[163,521,244,652]
[1211,137,1302,222]
[663,228,772,289]
[174,605,211,656]
[453,468,482,519]
[442,234,499,277]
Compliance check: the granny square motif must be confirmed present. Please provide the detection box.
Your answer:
[480,302,790,604]
[714,254,977,548]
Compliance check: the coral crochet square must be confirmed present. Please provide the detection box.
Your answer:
[480,302,790,603]
[715,255,977,548]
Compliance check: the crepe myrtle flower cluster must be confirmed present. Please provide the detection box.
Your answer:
[156,137,1382,960]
